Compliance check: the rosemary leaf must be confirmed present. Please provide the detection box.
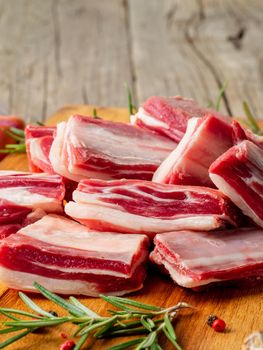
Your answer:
[163,328,182,350]
[0,329,33,349]
[0,307,42,319]
[215,81,228,111]
[101,326,148,338]
[136,331,157,349]
[73,333,89,350]
[103,296,161,312]
[164,313,176,340]
[107,338,145,350]
[19,291,55,318]
[5,316,70,328]
[69,296,99,318]
[79,316,118,336]
[34,282,85,317]
[9,127,25,137]
[0,326,26,335]
[1,129,24,142]
[140,316,155,332]
[242,101,261,134]
[0,310,21,321]
[36,121,44,126]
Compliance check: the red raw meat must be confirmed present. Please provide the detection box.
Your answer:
[0,171,65,237]
[131,95,228,143]
[0,224,22,240]
[153,115,233,187]
[65,178,241,237]
[150,228,263,288]
[25,125,55,173]
[209,140,263,228]
[49,115,177,182]
[232,120,263,148]
[0,215,150,296]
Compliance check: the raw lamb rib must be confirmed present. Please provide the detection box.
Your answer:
[49,115,177,182]
[131,95,228,143]
[209,140,263,228]
[0,215,150,296]
[232,120,263,148]
[0,171,65,231]
[25,125,55,173]
[65,178,241,237]
[153,115,233,187]
[150,228,263,288]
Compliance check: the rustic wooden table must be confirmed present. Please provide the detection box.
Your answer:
[0,0,262,122]
[0,1,263,350]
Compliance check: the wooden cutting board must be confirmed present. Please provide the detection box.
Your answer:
[0,105,262,350]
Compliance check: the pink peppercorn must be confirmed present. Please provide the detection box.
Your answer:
[212,318,226,332]
[59,339,75,350]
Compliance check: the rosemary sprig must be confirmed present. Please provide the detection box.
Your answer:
[0,120,46,155]
[125,83,137,115]
[242,101,262,135]
[207,81,228,111]
[0,282,193,349]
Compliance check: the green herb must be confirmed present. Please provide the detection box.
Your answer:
[0,282,193,349]
[242,101,262,135]
[207,81,228,111]
[0,120,45,155]
[125,83,137,115]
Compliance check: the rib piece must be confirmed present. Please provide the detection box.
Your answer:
[232,120,263,148]
[0,171,65,219]
[49,115,177,182]
[65,178,241,237]
[0,215,150,296]
[153,115,233,187]
[25,125,56,173]
[209,140,263,228]
[150,228,263,288]
[131,95,228,143]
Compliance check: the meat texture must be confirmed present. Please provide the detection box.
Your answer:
[25,125,55,173]
[0,171,65,235]
[65,178,241,237]
[131,95,228,143]
[232,120,263,148]
[0,215,150,296]
[150,228,263,288]
[209,140,263,228]
[49,115,177,182]
[153,115,233,187]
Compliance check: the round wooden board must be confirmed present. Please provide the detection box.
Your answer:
[0,106,262,350]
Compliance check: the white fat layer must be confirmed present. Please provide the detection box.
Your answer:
[49,122,79,181]
[153,118,199,182]
[150,250,220,288]
[29,138,46,163]
[19,215,148,264]
[0,188,62,213]
[65,202,223,233]
[73,185,221,210]
[0,266,142,297]
[67,115,175,165]
[131,108,169,129]
[210,173,263,227]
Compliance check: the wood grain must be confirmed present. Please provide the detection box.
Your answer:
[0,1,262,124]
[0,0,132,122]
[128,0,263,117]
[0,105,263,350]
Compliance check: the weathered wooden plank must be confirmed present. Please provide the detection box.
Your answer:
[128,0,263,117]
[0,0,131,122]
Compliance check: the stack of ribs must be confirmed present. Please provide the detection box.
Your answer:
[0,95,263,295]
